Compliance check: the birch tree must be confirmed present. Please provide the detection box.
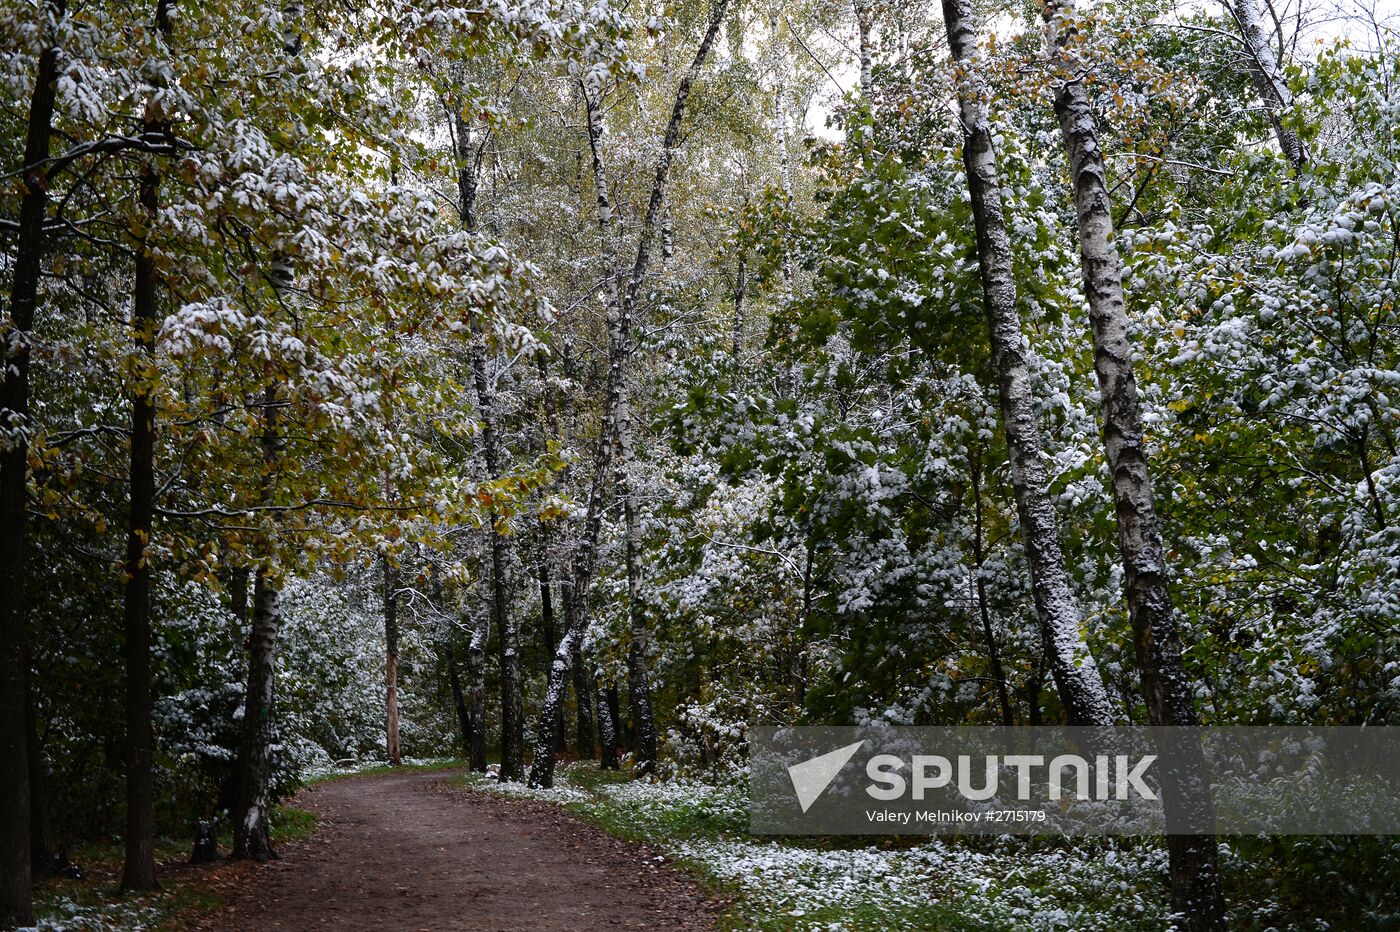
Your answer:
[1226,0,1308,171]
[1043,0,1226,923]
[529,0,732,787]
[940,0,1116,727]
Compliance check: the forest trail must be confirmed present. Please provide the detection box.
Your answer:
[201,769,721,931]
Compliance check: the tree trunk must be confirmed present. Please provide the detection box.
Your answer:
[558,350,596,761]
[970,445,1014,726]
[455,107,523,782]
[533,359,570,755]
[232,568,280,862]
[383,556,401,766]
[661,206,674,267]
[732,249,748,357]
[1043,1,1227,925]
[565,587,595,759]
[0,2,65,922]
[527,0,731,788]
[227,567,250,626]
[940,0,1116,728]
[445,643,472,760]
[476,359,523,781]
[537,550,568,753]
[466,606,489,772]
[854,0,874,98]
[599,683,621,771]
[120,155,161,894]
[121,0,174,888]
[26,691,53,880]
[1225,0,1307,171]
[617,394,658,776]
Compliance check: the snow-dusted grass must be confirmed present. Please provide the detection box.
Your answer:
[35,897,166,932]
[30,805,317,931]
[302,755,469,784]
[487,762,1180,931]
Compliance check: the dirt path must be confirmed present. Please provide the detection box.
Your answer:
[201,769,722,931]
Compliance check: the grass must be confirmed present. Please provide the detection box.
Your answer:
[305,756,470,786]
[33,804,317,931]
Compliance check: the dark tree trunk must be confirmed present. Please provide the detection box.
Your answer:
[26,683,52,880]
[446,643,472,760]
[481,392,523,781]
[227,567,250,626]
[539,559,557,660]
[598,683,620,771]
[0,3,65,923]
[556,348,595,761]
[527,0,731,789]
[941,0,1116,727]
[970,446,1013,726]
[1044,0,1227,924]
[121,0,173,884]
[232,569,280,862]
[466,339,523,781]
[120,180,160,891]
[732,249,748,357]
[383,557,401,766]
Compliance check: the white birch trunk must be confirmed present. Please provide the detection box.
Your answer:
[1226,0,1307,171]
[1043,0,1227,925]
[854,0,874,98]
[528,0,732,787]
[617,389,658,775]
[941,0,1116,728]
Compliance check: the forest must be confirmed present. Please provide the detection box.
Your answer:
[1,0,1398,927]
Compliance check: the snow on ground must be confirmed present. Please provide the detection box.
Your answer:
[490,763,1184,931]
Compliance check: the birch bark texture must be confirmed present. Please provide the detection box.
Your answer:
[467,605,489,772]
[618,401,658,775]
[1226,0,1307,171]
[1043,0,1226,925]
[528,0,732,787]
[940,0,1116,728]
[854,0,875,98]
